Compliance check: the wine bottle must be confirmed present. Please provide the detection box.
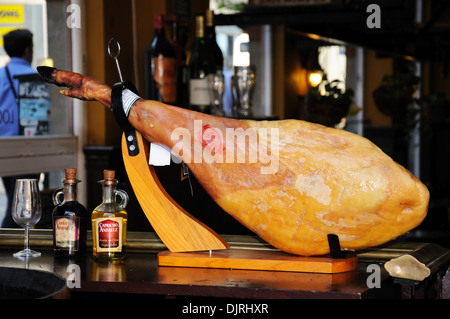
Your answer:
[91,170,128,260]
[187,14,217,114]
[168,14,187,108]
[205,9,223,71]
[144,14,177,104]
[52,168,88,256]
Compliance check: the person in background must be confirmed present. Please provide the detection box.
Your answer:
[0,29,39,227]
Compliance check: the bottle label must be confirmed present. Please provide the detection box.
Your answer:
[189,78,210,105]
[95,217,123,253]
[152,55,177,104]
[53,216,80,251]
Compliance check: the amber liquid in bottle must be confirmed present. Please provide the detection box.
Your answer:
[52,168,88,256]
[92,170,128,260]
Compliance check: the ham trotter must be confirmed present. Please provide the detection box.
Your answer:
[37,66,429,256]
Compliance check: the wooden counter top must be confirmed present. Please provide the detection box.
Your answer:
[0,249,392,299]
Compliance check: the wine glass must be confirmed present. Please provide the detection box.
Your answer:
[12,179,42,258]
[231,65,256,117]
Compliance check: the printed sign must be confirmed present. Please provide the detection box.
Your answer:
[15,73,50,136]
[0,5,24,24]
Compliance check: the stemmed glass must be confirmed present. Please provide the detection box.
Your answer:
[12,179,42,258]
[207,70,226,117]
[231,65,256,117]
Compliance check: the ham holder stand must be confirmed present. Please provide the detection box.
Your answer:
[108,39,357,274]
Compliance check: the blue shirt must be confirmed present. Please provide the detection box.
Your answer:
[0,57,37,136]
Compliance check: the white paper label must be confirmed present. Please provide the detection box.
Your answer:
[189,78,210,105]
[149,143,171,166]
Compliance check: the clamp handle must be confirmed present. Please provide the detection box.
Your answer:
[111,81,140,156]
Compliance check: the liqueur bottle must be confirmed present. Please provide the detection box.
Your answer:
[144,14,178,104]
[205,9,223,72]
[187,14,217,113]
[52,168,88,256]
[91,170,128,260]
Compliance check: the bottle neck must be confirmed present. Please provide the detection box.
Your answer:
[154,27,166,38]
[205,10,214,29]
[195,16,204,39]
[154,14,165,38]
[154,14,164,29]
[63,183,78,202]
[205,25,216,40]
[102,183,117,204]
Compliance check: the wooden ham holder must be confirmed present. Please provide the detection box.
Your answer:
[121,131,229,252]
[113,82,357,274]
[113,82,228,252]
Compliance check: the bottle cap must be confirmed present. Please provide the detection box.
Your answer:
[154,14,164,29]
[195,15,204,38]
[65,168,77,184]
[103,169,116,185]
[205,9,214,27]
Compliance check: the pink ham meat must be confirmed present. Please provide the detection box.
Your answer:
[38,66,429,256]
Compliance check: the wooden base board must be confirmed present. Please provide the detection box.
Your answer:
[158,249,357,274]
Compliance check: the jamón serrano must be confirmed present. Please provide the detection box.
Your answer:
[38,66,429,256]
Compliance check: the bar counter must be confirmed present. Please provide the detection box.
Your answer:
[1,229,449,300]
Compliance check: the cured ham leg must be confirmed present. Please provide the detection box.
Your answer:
[38,66,429,256]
